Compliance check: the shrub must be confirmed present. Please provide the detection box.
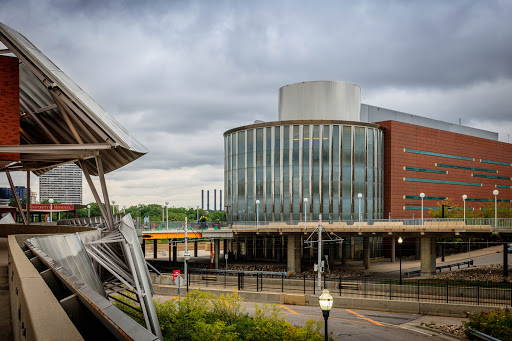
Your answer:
[116,290,331,340]
[465,309,512,341]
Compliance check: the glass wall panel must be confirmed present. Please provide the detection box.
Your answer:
[292,125,300,221]
[237,132,246,221]
[354,127,365,219]
[312,125,320,218]
[367,129,374,219]
[332,125,340,220]
[302,125,310,220]
[274,127,281,220]
[247,130,254,221]
[341,126,352,219]
[322,126,330,217]
[283,126,290,221]
[266,127,272,221]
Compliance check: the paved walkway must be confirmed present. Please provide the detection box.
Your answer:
[0,238,13,341]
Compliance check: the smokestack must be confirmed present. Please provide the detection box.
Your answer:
[207,190,210,212]
[214,189,217,211]
[201,190,204,210]
[220,190,223,211]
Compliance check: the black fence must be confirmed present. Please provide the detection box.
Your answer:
[186,269,512,308]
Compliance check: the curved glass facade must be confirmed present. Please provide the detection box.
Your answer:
[224,121,384,222]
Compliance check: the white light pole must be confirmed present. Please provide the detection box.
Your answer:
[304,197,309,227]
[357,193,362,230]
[112,200,116,215]
[256,200,260,231]
[420,193,425,226]
[493,190,499,229]
[398,237,403,285]
[49,198,54,222]
[317,214,323,292]
[123,205,126,213]
[162,205,164,223]
[165,201,169,229]
[87,204,91,218]
[319,289,333,341]
[462,195,467,223]
[184,217,190,289]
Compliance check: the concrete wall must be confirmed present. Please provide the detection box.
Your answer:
[8,235,83,341]
[0,224,94,238]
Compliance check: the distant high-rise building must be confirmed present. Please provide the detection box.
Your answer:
[39,163,82,204]
[0,186,27,201]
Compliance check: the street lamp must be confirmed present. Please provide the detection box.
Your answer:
[165,201,169,229]
[493,190,499,229]
[318,289,333,341]
[49,198,54,222]
[462,195,467,223]
[197,206,199,222]
[357,193,362,230]
[420,193,425,226]
[304,197,309,228]
[87,204,91,218]
[398,237,403,285]
[256,200,260,232]
[162,205,164,223]
[112,200,116,215]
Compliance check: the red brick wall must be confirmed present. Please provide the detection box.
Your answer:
[377,120,512,219]
[0,55,20,161]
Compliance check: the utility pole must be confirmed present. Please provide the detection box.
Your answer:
[317,214,322,293]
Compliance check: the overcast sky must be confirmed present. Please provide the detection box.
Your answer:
[1,0,512,208]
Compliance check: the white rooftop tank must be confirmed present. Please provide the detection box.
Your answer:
[278,81,361,121]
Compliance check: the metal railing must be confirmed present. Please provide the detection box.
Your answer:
[185,270,512,308]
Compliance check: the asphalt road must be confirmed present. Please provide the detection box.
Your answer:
[154,294,463,340]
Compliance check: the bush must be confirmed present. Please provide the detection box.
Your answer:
[465,309,512,341]
[116,290,331,340]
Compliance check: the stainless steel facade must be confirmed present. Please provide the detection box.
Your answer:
[279,81,361,121]
[224,121,384,222]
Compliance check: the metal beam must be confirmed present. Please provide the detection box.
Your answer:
[80,160,112,231]
[27,171,31,223]
[51,93,83,144]
[0,48,11,54]
[95,155,115,231]
[6,171,27,225]
[0,144,112,153]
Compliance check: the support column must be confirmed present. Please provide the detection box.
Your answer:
[223,239,228,257]
[390,237,396,263]
[420,237,436,275]
[276,237,281,262]
[153,239,158,259]
[26,171,30,223]
[194,241,198,257]
[295,236,302,273]
[363,237,370,269]
[350,238,355,259]
[287,235,302,274]
[341,240,347,265]
[142,240,146,257]
[214,239,220,269]
[173,243,178,267]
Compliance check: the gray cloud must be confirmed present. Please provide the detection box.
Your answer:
[1,0,511,206]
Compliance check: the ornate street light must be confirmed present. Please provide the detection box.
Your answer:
[87,204,91,218]
[319,289,333,341]
[462,195,467,223]
[420,193,425,226]
[357,193,362,230]
[493,190,499,230]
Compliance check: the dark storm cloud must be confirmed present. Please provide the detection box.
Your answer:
[1,0,511,205]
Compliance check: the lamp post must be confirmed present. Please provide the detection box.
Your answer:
[184,217,190,290]
[256,200,260,231]
[304,197,309,227]
[49,198,54,222]
[318,289,333,341]
[123,205,126,214]
[398,237,403,285]
[420,193,425,226]
[165,201,169,229]
[493,190,499,230]
[87,204,91,218]
[162,205,164,223]
[357,193,362,230]
[197,206,199,222]
[112,200,116,215]
[462,195,467,223]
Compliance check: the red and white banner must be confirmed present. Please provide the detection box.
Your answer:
[30,204,74,211]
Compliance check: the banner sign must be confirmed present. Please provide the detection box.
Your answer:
[30,204,75,211]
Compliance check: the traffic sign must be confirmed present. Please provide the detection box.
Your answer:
[173,270,180,282]
[174,275,183,288]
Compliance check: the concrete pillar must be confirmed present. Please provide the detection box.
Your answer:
[287,235,302,274]
[264,238,267,259]
[214,239,220,269]
[363,237,370,269]
[153,239,158,259]
[350,238,355,259]
[391,237,396,263]
[223,239,228,257]
[341,239,347,265]
[276,237,281,262]
[420,237,436,275]
[194,241,198,257]
[415,238,421,260]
